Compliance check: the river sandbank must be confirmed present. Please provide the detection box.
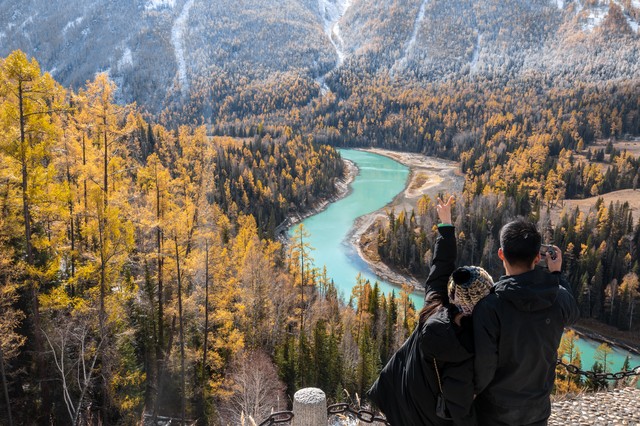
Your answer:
[347,148,464,291]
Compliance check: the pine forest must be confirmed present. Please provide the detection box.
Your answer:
[1,2,640,423]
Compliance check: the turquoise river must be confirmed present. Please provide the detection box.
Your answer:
[290,149,640,377]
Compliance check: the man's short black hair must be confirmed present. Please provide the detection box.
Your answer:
[499,218,541,267]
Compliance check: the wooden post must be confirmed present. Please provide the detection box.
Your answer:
[292,388,327,426]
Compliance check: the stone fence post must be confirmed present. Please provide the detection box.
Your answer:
[292,387,327,426]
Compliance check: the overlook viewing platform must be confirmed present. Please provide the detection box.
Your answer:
[261,387,640,425]
[549,387,640,425]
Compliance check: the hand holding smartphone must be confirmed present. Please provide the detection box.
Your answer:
[539,244,562,272]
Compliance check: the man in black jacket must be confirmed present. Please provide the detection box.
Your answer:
[473,219,580,426]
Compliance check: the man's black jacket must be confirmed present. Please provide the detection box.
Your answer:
[368,226,477,426]
[473,268,580,425]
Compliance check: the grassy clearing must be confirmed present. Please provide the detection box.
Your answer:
[551,189,640,223]
[574,137,640,173]
[613,138,640,158]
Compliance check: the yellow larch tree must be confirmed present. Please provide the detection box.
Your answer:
[0,50,66,419]
[71,73,136,419]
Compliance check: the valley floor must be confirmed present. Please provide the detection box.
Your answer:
[347,148,463,290]
[349,148,640,352]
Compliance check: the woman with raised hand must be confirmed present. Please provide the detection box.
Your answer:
[367,196,493,426]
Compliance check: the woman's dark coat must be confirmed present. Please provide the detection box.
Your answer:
[368,226,476,426]
[367,226,477,426]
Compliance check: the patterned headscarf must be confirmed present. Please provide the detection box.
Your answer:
[447,266,494,315]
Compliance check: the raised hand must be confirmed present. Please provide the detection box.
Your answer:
[436,195,454,225]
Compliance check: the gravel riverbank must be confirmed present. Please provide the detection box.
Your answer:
[347,148,464,291]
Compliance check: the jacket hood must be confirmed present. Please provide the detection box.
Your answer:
[493,268,559,312]
[420,306,473,362]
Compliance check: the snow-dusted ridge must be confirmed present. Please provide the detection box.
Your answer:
[581,5,608,31]
[63,17,83,33]
[469,34,482,73]
[118,48,133,69]
[171,0,195,95]
[146,0,176,11]
[579,0,640,32]
[318,0,351,65]
[391,0,430,76]
[612,0,640,32]
[316,0,352,95]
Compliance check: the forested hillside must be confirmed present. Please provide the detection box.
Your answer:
[0,51,361,425]
[1,0,640,423]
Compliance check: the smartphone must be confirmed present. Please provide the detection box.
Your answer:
[540,244,557,260]
[538,244,557,269]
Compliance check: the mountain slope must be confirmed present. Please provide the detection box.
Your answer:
[1,0,638,114]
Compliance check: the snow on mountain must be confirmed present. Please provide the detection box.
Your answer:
[0,0,638,114]
[62,17,83,34]
[391,0,431,75]
[469,33,482,73]
[581,5,609,31]
[318,0,352,63]
[316,0,352,94]
[611,0,640,33]
[574,0,640,33]
[145,0,176,11]
[118,47,133,69]
[171,0,195,95]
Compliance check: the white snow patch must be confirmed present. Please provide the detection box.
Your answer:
[554,0,564,9]
[611,0,640,32]
[316,76,329,96]
[98,68,112,79]
[405,0,430,58]
[63,17,83,33]
[632,0,640,9]
[581,6,608,31]
[118,48,134,68]
[145,0,176,11]
[332,21,347,65]
[318,0,352,67]
[580,1,640,34]
[470,34,482,73]
[171,0,195,95]
[20,16,33,29]
[316,0,352,95]
[391,0,431,76]
[574,2,583,14]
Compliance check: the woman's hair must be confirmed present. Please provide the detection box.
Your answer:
[418,293,445,324]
